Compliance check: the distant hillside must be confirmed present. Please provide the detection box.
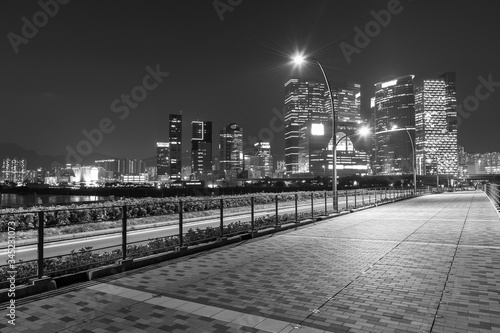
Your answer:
[0,143,118,169]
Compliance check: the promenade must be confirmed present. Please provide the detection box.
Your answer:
[3,191,500,332]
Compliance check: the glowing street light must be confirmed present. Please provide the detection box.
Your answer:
[292,54,305,65]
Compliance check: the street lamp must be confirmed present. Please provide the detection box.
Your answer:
[292,54,338,211]
[375,126,417,196]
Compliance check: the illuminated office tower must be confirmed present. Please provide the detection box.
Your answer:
[415,73,458,176]
[156,142,170,180]
[219,123,243,179]
[169,113,182,180]
[284,78,329,174]
[372,75,416,175]
[191,120,213,178]
[333,82,368,175]
[334,82,362,134]
[1,157,27,183]
[246,141,273,178]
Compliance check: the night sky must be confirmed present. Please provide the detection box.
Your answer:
[1,0,499,162]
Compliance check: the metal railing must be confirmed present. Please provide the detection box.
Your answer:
[484,183,500,210]
[0,188,426,288]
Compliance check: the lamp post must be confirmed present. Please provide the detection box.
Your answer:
[292,54,338,212]
[375,126,417,196]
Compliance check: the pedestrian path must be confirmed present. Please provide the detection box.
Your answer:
[3,191,500,332]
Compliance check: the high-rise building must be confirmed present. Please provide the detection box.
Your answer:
[169,113,182,180]
[372,75,416,175]
[191,120,213,178]
[219,123,243,179]
[333,82,369,176]
[284,78,329,173]
[415,73,458,176]
[156,142,170,180]
[1,158,27,183]
[289,80,368,176]
[246,141,273,178]
[334,82,362,134]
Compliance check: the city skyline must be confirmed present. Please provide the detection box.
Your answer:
[1,1,499,161]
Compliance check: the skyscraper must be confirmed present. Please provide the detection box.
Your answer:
[156,142,170,180]
[219,123,243,180]
[333,82,369,176]
[246,141,273,178]
[284,78,329,173]
[169,113,182,180]
[1,158,27,183]
[372,75,416,175]
[334,82,362,135]
[191,120,213,178]
[288,80,368,176]
[415,73,458,176]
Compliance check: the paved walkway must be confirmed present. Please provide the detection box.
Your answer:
[3,191,500,332]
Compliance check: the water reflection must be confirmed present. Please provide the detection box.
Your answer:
[0,193,108,208]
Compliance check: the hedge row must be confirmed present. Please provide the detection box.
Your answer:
[0,191,329,232]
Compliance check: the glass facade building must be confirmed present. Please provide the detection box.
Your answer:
[415,73,458,176]
[156,142,170,179]
[219,123,243,180]
[372,75,416,175]
[191,120,213,178]
[169,114,182,180]
[285,79,368,176]
[284,78,329,173]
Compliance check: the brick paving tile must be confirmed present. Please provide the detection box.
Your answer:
[2,191,499,333]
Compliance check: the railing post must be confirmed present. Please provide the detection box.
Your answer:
[220,198,224,239]
[368,190,371,205]
[37,211,44,279]
[345,190,348,210]
[122,205,127,260]
[275,195,279,227]
[251,196,255,231]
[354,190,357,208]
[311,193,314,219]
[179,201,183,248]
[324,191,327,215]
[295,193,298,222]
[362,189,365,206]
